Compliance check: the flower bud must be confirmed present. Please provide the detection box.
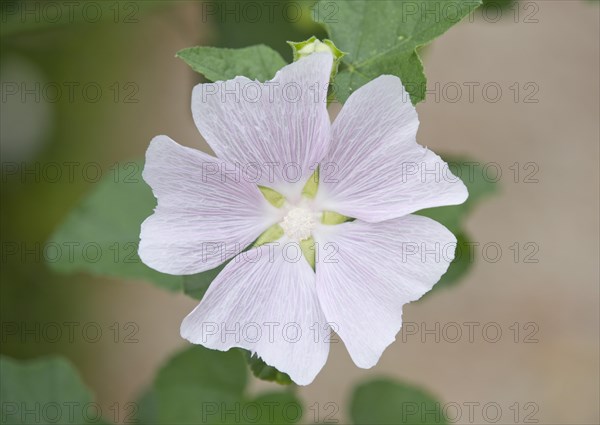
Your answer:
[287,36,346,80]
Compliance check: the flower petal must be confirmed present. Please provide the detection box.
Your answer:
[139,136,279,275]
[192,53,333,201]
[181,241,330,385]
[313,215,456,368]
[315,75,468,222]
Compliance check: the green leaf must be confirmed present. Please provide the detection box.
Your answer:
[350,379,448,425]
[177,45,287,82]
[154,346,247,424]
[244,351,293,385]
[150,346,303,423]
[417,156,497,233]
[247,391,303,424]
[47,160,180,291]
[0,356,96,425]
[315,0,482,104]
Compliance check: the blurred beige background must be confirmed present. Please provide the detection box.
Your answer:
[38,1,598,424]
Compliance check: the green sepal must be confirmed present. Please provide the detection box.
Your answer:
[243,350,293,385]
[299,237,316,271]
[322,210,351,225]
[301,168,320,199]
[258,185,285,208]
[287,36,346,80]
[254,224,284,247]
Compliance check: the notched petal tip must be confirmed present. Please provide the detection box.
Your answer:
[177,243,329,386]
[432,151,470,207]
[314,216,456,369]
[142,135,179,185]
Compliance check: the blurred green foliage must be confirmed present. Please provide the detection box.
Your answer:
[1,1,173,366]
[140,346,301,424]
[482,0,517,11]
[0,356,100,425]
[417,157,498,295]
[0,1,168,37]
[46,161,181,291]
[208,0,327,60]
[351,379,449,425]
[2,353,451,424]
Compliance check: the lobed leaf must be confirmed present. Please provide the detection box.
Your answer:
[177,45,287,82]
[314,0,482,104]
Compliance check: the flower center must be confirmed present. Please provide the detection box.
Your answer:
[280,207,316,241]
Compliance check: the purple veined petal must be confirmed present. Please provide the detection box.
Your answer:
[314,75,468,222]
[192,53,333,203]
[139,136,281,275]
[313,215,456,368]
[181,240,330,386]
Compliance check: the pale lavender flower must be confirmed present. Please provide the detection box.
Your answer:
[139,53,468,385]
